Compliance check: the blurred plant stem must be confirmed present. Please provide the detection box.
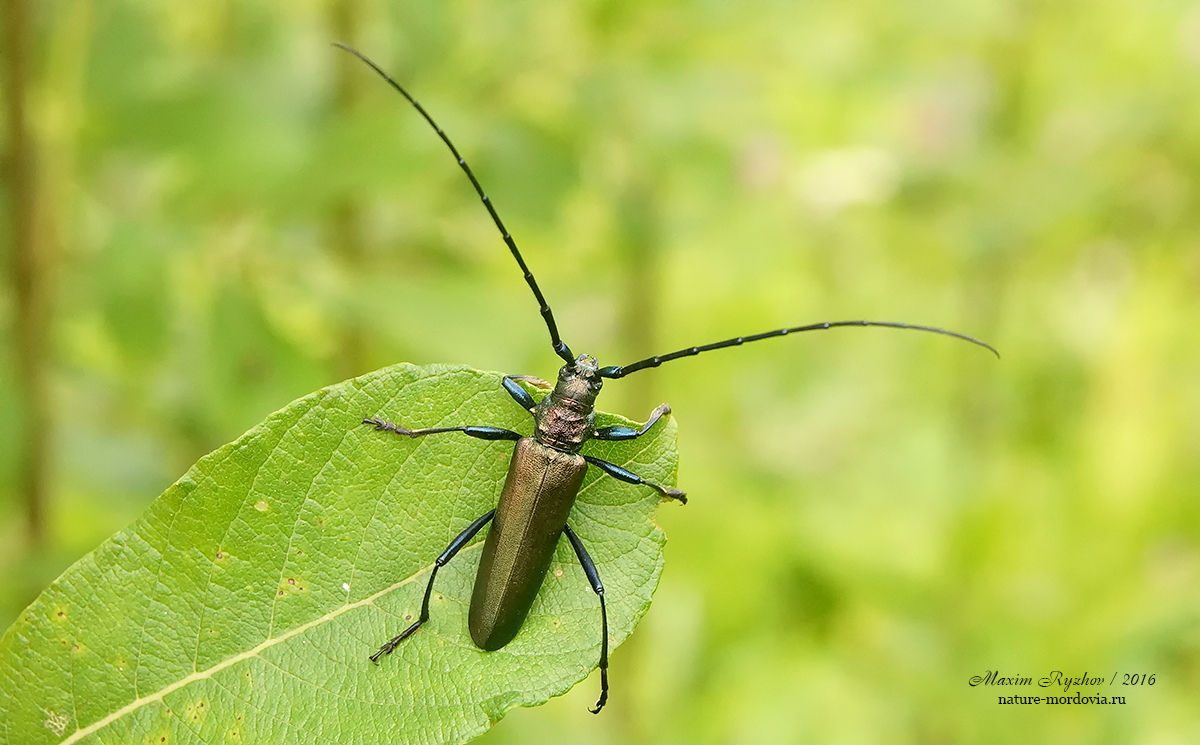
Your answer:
[616,180,660,419]
[4,0,91,556]
[4,0,48,550]
[954,0,1032,449]
[986,0,1033,146]
[609,178,661,741]
[328,0,367,380]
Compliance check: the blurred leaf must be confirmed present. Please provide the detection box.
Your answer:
[0,363,678,745]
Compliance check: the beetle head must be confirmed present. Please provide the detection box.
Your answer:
[553,354,603,407]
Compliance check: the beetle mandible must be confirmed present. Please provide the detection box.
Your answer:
[335,43,997,714]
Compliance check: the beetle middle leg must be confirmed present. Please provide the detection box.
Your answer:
[366,374,545,438]
[563,523,609,714]
[370,509,496,663]
[584,455,687,503]
[593,403,672,441]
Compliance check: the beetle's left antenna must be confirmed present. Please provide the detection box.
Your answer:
[333,43,575,365]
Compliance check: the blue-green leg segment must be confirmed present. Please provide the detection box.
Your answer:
[593,403,672,441]
[502,374,549,412]
[364,417,522,442]
[584,455,687,504]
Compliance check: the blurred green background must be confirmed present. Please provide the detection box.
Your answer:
[3,0,1199,742]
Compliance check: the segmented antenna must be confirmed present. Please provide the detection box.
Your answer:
[598,320,998,378]
[334,43,575,364]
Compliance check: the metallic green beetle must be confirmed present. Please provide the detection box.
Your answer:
[337,44,997,713]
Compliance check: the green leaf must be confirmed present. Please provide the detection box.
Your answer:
[0,363,679,745]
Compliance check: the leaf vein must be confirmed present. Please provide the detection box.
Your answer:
[132,483,189,699]
[268,390,359,640]
[191,401,319,674]
[58,558,434,745]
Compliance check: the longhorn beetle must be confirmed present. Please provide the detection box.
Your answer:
[336,43,997,714]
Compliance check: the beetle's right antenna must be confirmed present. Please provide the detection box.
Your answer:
[598,320,998,378]
[334,43,575,365]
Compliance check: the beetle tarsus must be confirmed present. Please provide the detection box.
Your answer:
[369,620,423,663]
[507,374,553,391]
[364,417,413,435]
[590,675,608,714]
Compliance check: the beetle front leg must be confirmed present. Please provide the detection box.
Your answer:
[592,403,672,441]
[363,418,522,442]
[502,375,550,413]
[371,509,496,663]
[563,524,609,714]
[365,374,547,439]
[506,374,552,390]
[583,455,687,503]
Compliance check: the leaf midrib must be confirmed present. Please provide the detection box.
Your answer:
[59,548,469,745]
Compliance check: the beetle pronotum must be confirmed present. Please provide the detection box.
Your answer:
[336,43,996,714]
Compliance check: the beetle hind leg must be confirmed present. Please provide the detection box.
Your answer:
[370,509,496,663]
[563,524,609,714]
